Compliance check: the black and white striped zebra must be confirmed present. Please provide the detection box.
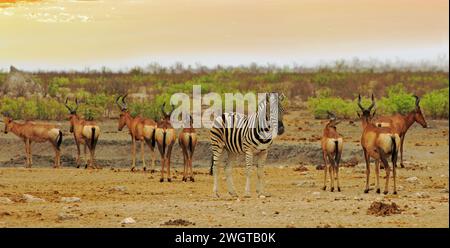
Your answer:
[209,92,286,198]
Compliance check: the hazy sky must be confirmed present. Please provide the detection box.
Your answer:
[0,0,448,70]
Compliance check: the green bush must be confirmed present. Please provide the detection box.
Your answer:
[421,88,449,119]
[376,84,416,115]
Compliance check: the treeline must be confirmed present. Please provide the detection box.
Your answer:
[0,65,448,120]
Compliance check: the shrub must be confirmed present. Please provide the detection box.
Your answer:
[421,88,449,119]
[376,84,416,115]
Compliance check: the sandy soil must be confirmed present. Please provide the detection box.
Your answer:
[0,110,448,227]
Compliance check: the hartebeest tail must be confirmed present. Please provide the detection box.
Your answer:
[65,98,101,169]
[179,114,198,182]
[373,95,427,168]
[357,94,400,195]
[57,130,63,150]
[116,94,157,172]
[2,115,63,168]
[321,111,343,192]
[156,103,176,182]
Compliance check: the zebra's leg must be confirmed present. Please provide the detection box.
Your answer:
[244,151,253,198]
[225,152,237,197]
[256,150,269,197]
[212,144,224,198]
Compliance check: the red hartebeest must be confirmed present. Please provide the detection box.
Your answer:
[178,114,198,182]
[2,115,63,168]
[156,103,176,182]
[321,111,343,192]
[116,94,157,172]
[357,94,400,195]
[373,95,427,168]
[65,98,101,169]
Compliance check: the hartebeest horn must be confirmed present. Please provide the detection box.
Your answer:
[413,95,420,109]
[74,98,79,112]
[116,94,127,111]
[357,94,365,111]
[367,94,375,112]
[65,98,73,112]
[161,102,167,117]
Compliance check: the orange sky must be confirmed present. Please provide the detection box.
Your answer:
[0,0,448,70]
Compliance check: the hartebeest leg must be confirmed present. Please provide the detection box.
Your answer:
[150,144,156,173]
[75,141,81,168]
[336,150,341,192]
[131,138,136,172]
[322,151,328,191]
[400,134,405,168]
[377,148,390,194]
[375,160,381,194]
[244,151,253,198]
[328,155,334,192]
[167,145,173,182]
[181,146,188,182]
[392,148,398,194]
[363,148,371,193]
[189,156,194,182]
[84,143,90,169]
[140,140,146,172]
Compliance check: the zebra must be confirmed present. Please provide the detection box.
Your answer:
[209,92,286,198]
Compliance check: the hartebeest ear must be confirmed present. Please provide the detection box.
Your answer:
[371,109,377,118]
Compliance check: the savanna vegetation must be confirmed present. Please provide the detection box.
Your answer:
[0,63,448,120]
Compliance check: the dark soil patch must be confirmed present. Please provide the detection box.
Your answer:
[367,201,402,216]
[162,218,196,226]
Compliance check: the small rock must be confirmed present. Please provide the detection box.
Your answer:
[414,192,430,198]
[312,192,321,199]
[58,212,78,221]
[259,195,266,199]
[23,194,45,203]
[439,188,449,193]
[406,177,419,183]
[60,197,81,203]
[121,217,136,225]
[0,197,13,204]
[111,186,127,192]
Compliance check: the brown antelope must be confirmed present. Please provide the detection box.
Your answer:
[373,95,427,168]
[116,94,157,172]
[321,111,343,192]
[65,98,101,169]
[357,94,400,195]
[2,114,63,168]
[178,114,198,182]
[156,103,176,182]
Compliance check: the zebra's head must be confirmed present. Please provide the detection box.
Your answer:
[264,92,286,136]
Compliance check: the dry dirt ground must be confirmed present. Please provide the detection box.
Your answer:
[0,110,448,227]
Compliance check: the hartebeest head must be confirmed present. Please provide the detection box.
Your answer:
[326,111,341,128]
[116,94,130,131]
[2,115,13,134]
[357,94,376,125]
[412,95,427,128]
[65,98,79,133]
[160,102,175,123]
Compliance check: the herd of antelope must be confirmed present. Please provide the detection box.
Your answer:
[0,92,428,196]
